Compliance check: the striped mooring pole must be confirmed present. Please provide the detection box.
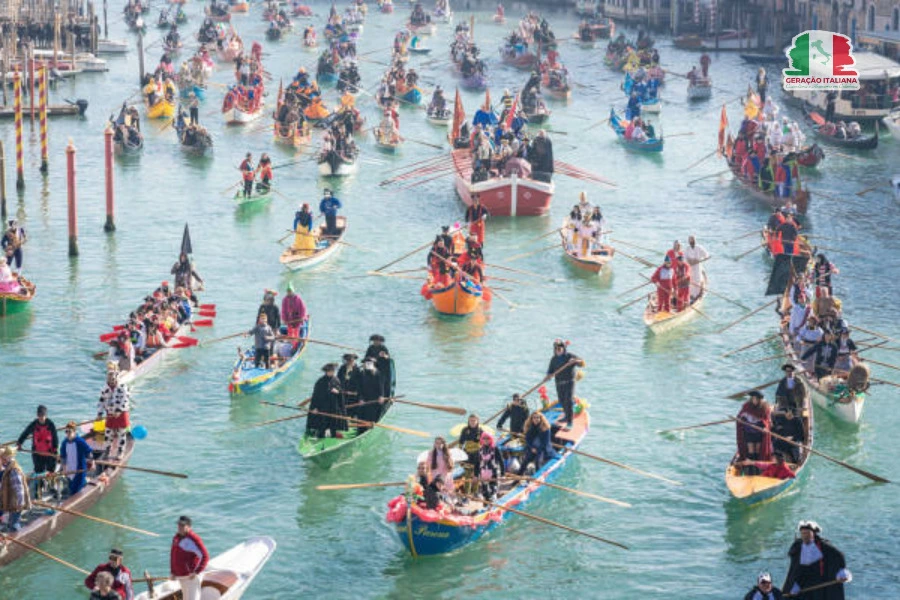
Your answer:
[39,67,49,174]
[14,72,24,190]
[66,140,79,257]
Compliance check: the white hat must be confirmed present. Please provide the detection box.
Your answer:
[757,572,772,584]
[798,520,821,533]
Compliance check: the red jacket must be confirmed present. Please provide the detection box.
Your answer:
[85,563,134,600]
[650,265,674,287]
[170,531,210,577]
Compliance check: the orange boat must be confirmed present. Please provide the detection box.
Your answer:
[230,1,250,12]
[427,278,482,315]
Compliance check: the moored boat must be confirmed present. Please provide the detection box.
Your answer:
[135,536,276,600]
[0,427,134,567]
[386,400,590,555]
[279,217,346,271]
[230,320,310,394]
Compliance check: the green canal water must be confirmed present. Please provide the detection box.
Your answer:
[1,1,898,597]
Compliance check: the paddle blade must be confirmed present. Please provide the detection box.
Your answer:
[112,325,126,331]
[199,304,216,310]
[198,310,217,318]
[99,332,119,343]
[174,336,199,347]
[192,319,214,327]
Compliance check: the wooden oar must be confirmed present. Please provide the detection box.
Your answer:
[687,170,729,186]
[199,331,246,346]
[0,535,90,574]
[483,263,544,279]
[784,579,848,599]
[704,287,752,311]
[523,227,563,245]
[871,377,900,389]
[393,398,466,416]
[245,412,309,429]
[305,338,364,352]
[479,359,580,430]
[733,243,765,261]
[851,325,900,344]
[310,409,431,438]
[863,357,900,373]
[726,378,782,400]
[459,493,628,550]
[616,292,650,313]
[715,299,778,335]
[33,501,159,537]
[609,238,660,256]
[507,474,631,507]
[666,132,695,138]
[656,418,735,434]
[554,443,682,486]
[724,229,763,244]
[616,279,654,298]
[733,353,788,366]
[684,149,717,172]
[485,285,518,309]
[613,248,656,268]
[731,417,889,483]
[373,239,434,272]
[722,333,781,358]
[316,481,406,491]
[19,449,188,478]
[502,243,558,263]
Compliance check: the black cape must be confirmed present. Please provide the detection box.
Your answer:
[783,537,847,600]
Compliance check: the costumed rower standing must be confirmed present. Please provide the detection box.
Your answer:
[16,405,59,476]
[239,152,255,198]
[291,203,316,254]
[59,421,94,496]
[546,339,585,431]
[306,363,347,438]
[2,219,27,270]
[356,356,387,430]
[650,255,676,313]
[280,282,307,339]
[464,194,489,246]
[684,235,709,302]
[319,188,343,236]
[783,520,851,599]
[365,334,393,393]
[96,364,132,461]
[170,515,210,600]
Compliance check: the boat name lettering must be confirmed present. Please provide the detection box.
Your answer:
[413,525,451,538]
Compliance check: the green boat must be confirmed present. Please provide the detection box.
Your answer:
[298,360,395,468]
[0,277,35,316]
[233,186,273,207]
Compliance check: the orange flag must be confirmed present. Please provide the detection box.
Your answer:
[451,88,465,141]
[717,104,728,156]
[504,95,518,130]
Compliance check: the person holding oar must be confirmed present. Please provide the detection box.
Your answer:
[547,339,585,431]
[306,363,348,439]
[85,548,133,600]
[783,521,852,599]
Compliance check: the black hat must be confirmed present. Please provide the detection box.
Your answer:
[109,548,124,558]
[748,390,764,399]
[37,405,48,416]
[342,353,358,361]
[369,334,385,342]
[441,225,450,232]
[322,363,338,372]
[781,364,795,372]
[178,515,192,525]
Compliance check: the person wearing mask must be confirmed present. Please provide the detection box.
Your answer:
[735,391,773,463]
[85,548,133,600]
[280,283,307,339]
[306,363,347,438]
[775,364,807,413]
[170,515,210,600]
[96,365,132,461]
[365,334,393,393]
[772,409,805,463]
[497,393,530,435]
[545,339,585,430]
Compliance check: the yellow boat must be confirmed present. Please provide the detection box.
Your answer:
[146,97,175,119]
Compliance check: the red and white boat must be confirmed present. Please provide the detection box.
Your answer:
[222,85,265,124]
[451,148,553,216]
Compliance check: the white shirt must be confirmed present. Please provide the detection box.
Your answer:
[63,440,79,474]
[799,541,824,565]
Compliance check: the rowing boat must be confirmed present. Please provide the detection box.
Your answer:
[135,536,276,600]
[0,427,134,567]
[725,377,812,505]
[687,78,712,101]
[279,217,346,271]
[805,109,879,150]
[777,295,869,424]
[374,125,403,152]
[318,149,359,177]
[233,187,272,207]
[386,400,589,556]
[558,221,614,274]
[273,120,311,148]
[726,160,810,214]
[608,108,664,152]
[229,320,310,394]
[425,106,451,126]
[426,277,482,315]
[145,98,175,119]
[642,270,708,335]
[760,229,813,261]
[0,277,35,316]
[298,360,396,467]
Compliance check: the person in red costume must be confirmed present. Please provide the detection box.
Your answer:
[737,452,796,480]
[85,548,133,600]
[650,255,675,313]
[465,195,489,246]
[674,253,692,311]
[170,515,210,600]
[735,391,773,464]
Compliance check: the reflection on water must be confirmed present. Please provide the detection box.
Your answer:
[0,310,34,344]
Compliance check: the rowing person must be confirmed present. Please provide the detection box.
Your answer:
[239,152,255,198]
[246,313,275,369]
[2,219,26,270]
[306,363,347,438]
[16,405,59,477]
[783,521,851,598]
[546,339,585,431]
[281,283,307,340]
[291,203,316,255]
[365,334,393,393]
[674,253,692,312]
[338,353,362,419]
[319,188,342,236]
[684,236,709,302]
[256,153,273,193]
[96,364,131,462]
[497,393,529,435]
[650,256,675,314]
[464,195,489,246]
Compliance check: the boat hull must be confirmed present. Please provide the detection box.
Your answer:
[643,272,707,335]
[687,82,712,101]
[146,99,175,119]
[318,155,358,177]
[429,280,482,315]
[225,105,265,124]
[0,278,35,316]
[279,217,346,271]
[451,149,553,216]
[230,323,309,394]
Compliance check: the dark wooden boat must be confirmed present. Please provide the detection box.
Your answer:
[805,110,879,150]
[0,431,134,567]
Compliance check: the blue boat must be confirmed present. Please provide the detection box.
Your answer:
[180,85,206,101]
[229,319,310,394]
[386,400,591,556]
[608,108,664,153]
[622,71,661,112]
[397,86,423,106]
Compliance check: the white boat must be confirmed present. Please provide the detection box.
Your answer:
[98,39,129,53]
[279,217,346,271]
[642,271,707,335]
[687,79,712,101]
[883,108,900,137]
[135,536,276,600]
[224,105,265,125]
[116,321,188,386]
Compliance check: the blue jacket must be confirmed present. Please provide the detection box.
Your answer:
[319,197,342,216]
[525,427,557,461]
[293,210,313,232]
[472,109,498,128]
[60,435,92,471]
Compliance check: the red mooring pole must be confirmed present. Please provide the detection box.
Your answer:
[66,140,79,256]
[104,127,115,232]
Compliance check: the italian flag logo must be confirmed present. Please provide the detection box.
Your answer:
[782,30,860,91]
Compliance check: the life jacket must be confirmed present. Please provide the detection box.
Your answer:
[33,422,54,453]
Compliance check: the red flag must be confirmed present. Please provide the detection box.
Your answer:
[484,88,491,110]
[717,104,728,156]
[451,88,464,141]
[504,96,518,130]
